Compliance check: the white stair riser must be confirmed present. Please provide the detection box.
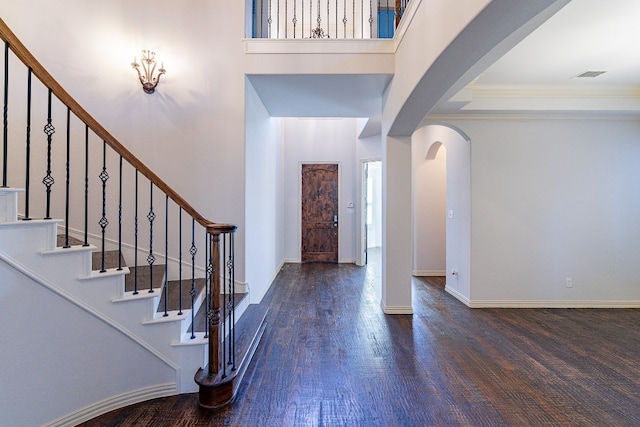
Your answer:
[0,188,22,223]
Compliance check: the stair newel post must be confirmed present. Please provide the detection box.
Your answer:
[195,223,238,409]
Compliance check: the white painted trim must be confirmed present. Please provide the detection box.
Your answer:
[426,112,640,122]
[45,383,176,427]
[413,270,446,276]
[380,301,413,315]
[467,300,640,308]
[243,38,395,54]
[445,285,471,307]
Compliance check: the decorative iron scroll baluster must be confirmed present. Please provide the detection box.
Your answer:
[268,0,272,38]
[368,0,373,38]
[117,156,123,270]
[98,140,109,272]
[228,232,236,371]
[189,218,197,339]
[205,230,212,339]
[343,0,347,38]
[134,170,139,294]
[42,89,55,220]
[2,41,8,188]
[148,182,156,293]
[63,107,70,248]
[222,231,227,378]
[178,208,183,315]
[163,195,169,316]
[83,125,89,246]
[24,68,32,220]
[354,0,357,38]
[292,0,297,38]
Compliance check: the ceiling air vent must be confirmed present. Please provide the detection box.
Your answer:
[575,71,607,78]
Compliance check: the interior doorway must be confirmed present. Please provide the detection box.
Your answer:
[361,160,382,265]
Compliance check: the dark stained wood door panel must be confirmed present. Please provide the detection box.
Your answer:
[301,163,338,262]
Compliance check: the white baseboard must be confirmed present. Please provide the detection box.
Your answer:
[467,300,640,308]
[46,383,176,427]
[413,270,446,276]
[443,286,640,308]
[380,301,413,315]
[445,286,471,307]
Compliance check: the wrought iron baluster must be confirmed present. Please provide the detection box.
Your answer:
[335,0,338,38]
[148,182,156,293]
[310,0,313,38]
[24,68,32,220]
[2,41,8,188]
[343,0,347,39]
[268,0,272,38]
[222,231,227,378]
[369,0,373,38]
[117,156,123,270]
[63,107,70,248]
[189,218,197,339]
[42,89,55,220]
[226,233,236,371]
[353,0,356,38]
[204,231,209,339]
[292,0,297,38]
[134,170,139,294]
[163,195,169,316]
[99,140,109,272]
[178,207,183,315]
[83,125,89,246]
[229,232,236,371]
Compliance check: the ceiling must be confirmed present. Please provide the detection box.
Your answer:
[433,0,640,115]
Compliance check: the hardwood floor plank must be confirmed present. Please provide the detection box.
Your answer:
[79,261,640,427]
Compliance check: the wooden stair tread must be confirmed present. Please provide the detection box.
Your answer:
[195,302,268,409]
[157,277,206,312]
[191,293,247,333]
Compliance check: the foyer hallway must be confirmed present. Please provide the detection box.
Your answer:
[82,252,640,426]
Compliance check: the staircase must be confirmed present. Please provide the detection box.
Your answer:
[0,18,267,426]
[0,187,267,425]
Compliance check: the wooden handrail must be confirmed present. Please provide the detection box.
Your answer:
[0,18,213,229]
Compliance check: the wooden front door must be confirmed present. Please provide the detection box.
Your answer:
[301,164,339,262]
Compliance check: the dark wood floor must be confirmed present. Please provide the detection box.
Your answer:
[80,257,640,426]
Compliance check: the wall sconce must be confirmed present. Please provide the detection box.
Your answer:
[131,50,166,94]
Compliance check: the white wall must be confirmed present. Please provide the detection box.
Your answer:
[282,118,359,263]
[1,0,249,282]
[451,118,640,306]
[412,136,446,276]
[413,125,471,302]
[245,79,285,303]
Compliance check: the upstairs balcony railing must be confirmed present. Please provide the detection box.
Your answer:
[252,0,410,39]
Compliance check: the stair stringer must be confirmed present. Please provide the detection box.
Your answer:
[0,218,209,395]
